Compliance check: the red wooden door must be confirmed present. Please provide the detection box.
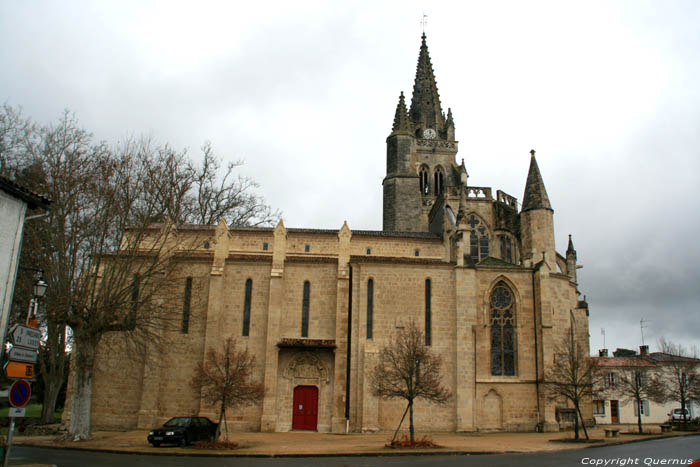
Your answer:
[292,385,318,430]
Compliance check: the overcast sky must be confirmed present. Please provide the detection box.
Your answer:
[2,1,699,355]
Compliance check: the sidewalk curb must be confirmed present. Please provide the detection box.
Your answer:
[14,432,700,458]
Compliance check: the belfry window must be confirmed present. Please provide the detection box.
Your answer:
[419,165,430,195]
[433,166,444,196]
[301,281,310,337]
[490,282,516,376]
[366,279,374,339]
[242,279,252,336]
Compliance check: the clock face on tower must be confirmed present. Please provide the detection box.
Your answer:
[422,128,437,139]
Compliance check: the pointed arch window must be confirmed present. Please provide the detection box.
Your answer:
[490,282,516,376]
[366,279,374,339]
[301,281,310,337]
[419,165,430,195]
[242,279,252,336]
[182,277,192,334]
[433,166,444,196]
[468,216,490,262]
[425,279,432,346]
[499,234,514,263]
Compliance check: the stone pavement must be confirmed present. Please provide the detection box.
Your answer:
[8,424,695,465]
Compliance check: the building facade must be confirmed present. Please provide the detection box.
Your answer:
[593,347,699,426]
[77,34,591,433]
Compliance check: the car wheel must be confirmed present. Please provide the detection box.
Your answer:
[151,442,160,447]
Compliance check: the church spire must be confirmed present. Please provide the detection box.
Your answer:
[567,234,577,259]
[522,149,552,212]
[409,34,445,136]
[391,92,413,135]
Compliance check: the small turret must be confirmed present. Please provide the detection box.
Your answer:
[520,150,555,267]
[391,92,413,136]
[522,150,552,212]
[566,234,578,283]
[446,108,455,141]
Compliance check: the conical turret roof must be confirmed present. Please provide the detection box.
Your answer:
[522,150,552,212]
[409,34,445,134]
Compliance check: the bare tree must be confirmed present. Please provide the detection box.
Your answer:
[190,337,264,442]
[648,339,700,425]
[0,105,279,439]
[370,321,452,444]
[544,328,600,440]
[605,363,656,433]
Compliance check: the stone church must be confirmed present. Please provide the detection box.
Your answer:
[82,34,591,433]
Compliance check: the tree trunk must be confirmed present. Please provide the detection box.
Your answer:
[215,399,226,442]
[573,405,580,440]
[576,404,589,440]
[40,382,61,424]
[392,402,410,444]
[39,321,67,424]
[68,335,98,440]
[408,399,415,443]
[637,400,643,434]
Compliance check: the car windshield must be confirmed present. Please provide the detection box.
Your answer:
[163,417,190,427]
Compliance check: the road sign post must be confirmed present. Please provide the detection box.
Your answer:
[9,324,41,350]
[3,361,34,380]
[8,380,31,408]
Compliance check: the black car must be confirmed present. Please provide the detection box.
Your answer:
[147,417,218,447]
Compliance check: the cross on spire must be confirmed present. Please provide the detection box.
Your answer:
[421,13,428,35]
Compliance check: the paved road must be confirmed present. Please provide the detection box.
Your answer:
[10,436,700,467]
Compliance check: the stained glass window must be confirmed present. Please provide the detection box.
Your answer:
[490,282,516,376]
[367,279,374,339]
[425,279,432,346]
[302,281,310,337]
[242,279,252,336]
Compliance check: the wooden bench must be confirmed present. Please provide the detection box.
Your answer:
[605,429,620,438]
[660,424,672,433]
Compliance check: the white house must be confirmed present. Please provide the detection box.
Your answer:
[0,175,50,359]
[593,346,698,426]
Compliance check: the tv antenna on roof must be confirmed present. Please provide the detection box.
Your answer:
[640,319,650,346]
[601,328,606,350]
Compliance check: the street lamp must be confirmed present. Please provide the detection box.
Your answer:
[26,270,48,326]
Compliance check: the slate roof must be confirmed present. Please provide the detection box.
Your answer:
[522,150,552,212]
[0,175,51,209]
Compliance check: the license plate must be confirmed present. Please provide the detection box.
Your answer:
[153,436,163,440]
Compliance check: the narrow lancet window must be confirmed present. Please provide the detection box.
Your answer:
[490,282,516,376]
[242,279,252,336]
[419,165,430,195]
[433,167,444,195]
[366,279,374,339]
[301,281,310,337]
[182,277,192,334]
[425,279,432,345]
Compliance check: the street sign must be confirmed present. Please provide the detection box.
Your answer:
[8,408,25,417]
[3,361,34,380]
[8,347,38,364]
[8,380,31,408]
[9,324,41,350]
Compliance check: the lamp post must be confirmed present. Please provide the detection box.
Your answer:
[25,270,48,328]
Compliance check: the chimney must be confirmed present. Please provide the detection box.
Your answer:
[640,345,649,356]
[599,349,608,357]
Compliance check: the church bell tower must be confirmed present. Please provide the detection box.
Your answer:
[383,34,458,232]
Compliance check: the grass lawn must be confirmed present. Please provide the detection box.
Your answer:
[0,404,63,434]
